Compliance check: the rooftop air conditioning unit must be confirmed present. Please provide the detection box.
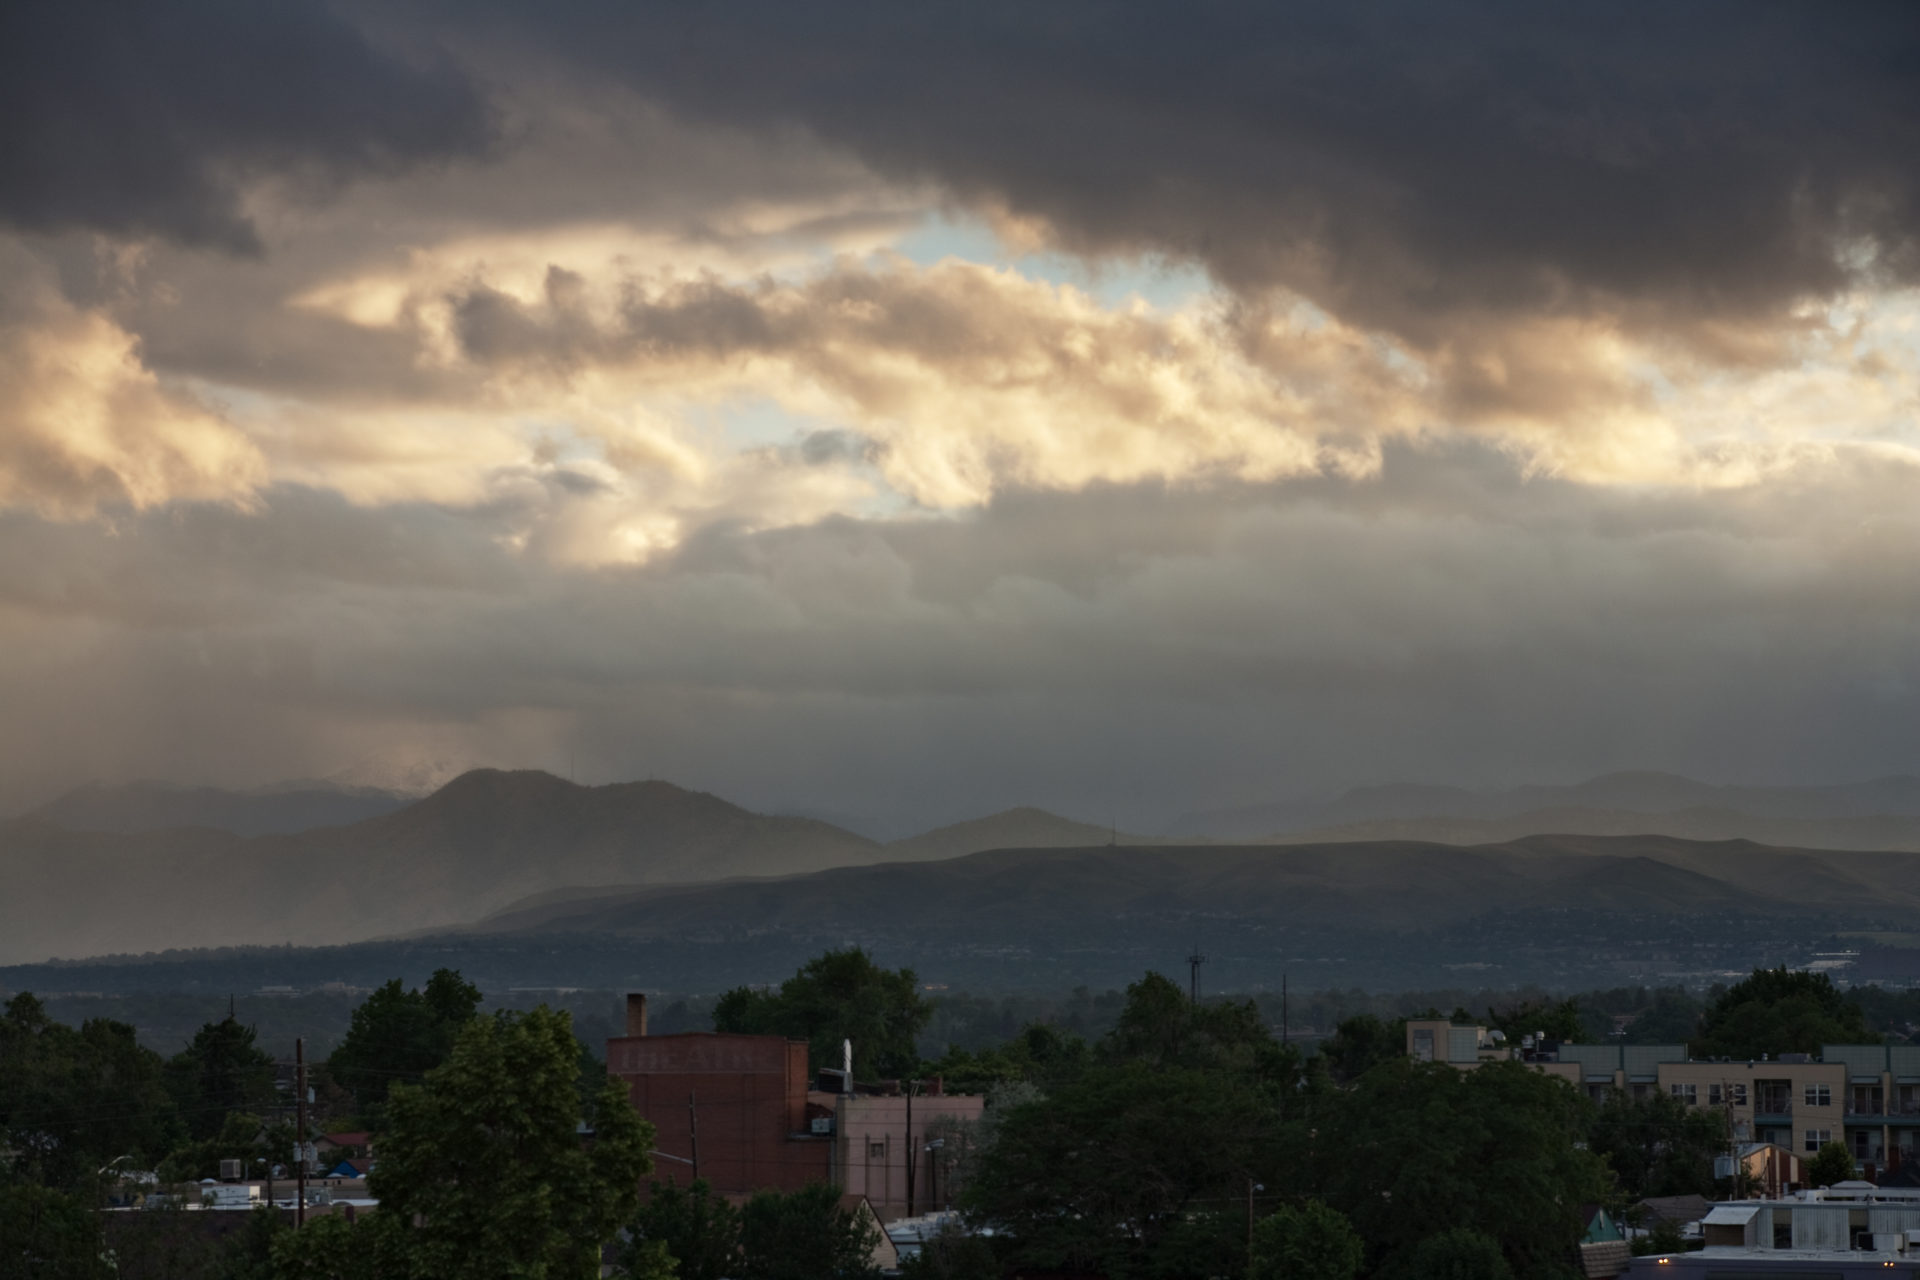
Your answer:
[218,1159,243,1181]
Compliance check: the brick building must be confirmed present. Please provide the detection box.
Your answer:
[607,994,832,1194]
[606,993,986,1216]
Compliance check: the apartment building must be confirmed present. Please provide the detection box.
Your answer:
[1405,1020,1920,1174]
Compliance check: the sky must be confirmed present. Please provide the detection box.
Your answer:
[2,2,1918,835]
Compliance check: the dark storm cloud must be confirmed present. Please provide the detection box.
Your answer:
[469,0,1920,340]
[0,0,492,250]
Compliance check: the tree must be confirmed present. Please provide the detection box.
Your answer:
[621,1178,741,1280]
[1249,1200,1363,1280]
[0,994,182,1192]
[1630,1218,1687,1257]
[157,1110,292,1186]
[922,1022,1089,1094]
[1808,1140,1855,1188]
[1693,968,1871,1058]
[737,1182,881,1280]
[166,1014,277,1141]
[326,969,482,1123]
[714,949,930,1078]
[1317,1014,1405,1084]
[215,1205,286,1280]
[964,1062,1277,1279]
[1384,1228,1513,1280]
[267,1212,386,1280]
[275,1006,654,1280]
[1587,1087,1729,1200]
[1100,973,1272,1073]
[0,1179,110,1280]
[1317,1060,1603,1280]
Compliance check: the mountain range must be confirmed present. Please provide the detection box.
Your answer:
[469,833,1920,939]
[13,765,1920,971]
[1172,770,1920,839]
[0,771,1129,964]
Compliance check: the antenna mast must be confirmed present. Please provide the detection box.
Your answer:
[1187,946,1208,1003]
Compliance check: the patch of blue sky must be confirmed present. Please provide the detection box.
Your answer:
[892,210,1214,313]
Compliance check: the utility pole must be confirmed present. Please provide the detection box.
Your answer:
[295,1038,306,1228]
[904,1079,916,1217]
[1246,1177,1255,1255]
[688,1091,700,1181]
[1187,947,1208,1003]
[1282,973,1289,1044]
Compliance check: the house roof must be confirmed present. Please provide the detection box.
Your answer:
[1701,1205,1759,1225]
[319,1132,369,1147]
[1635,1194,1711,1227]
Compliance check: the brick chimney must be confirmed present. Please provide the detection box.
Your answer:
[625,993,648,1037]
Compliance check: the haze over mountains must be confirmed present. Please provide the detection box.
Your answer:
[0,770,1133,964]
[10,765,1920,973]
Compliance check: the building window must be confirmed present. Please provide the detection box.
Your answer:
[1729,1083,1747,1106]
[1708,1084,1722,1106]
[867,1142,886,1159]
[1670,1084,1697,1105]
[1412,1029,1434,1063]
[1804,1084,1832,1108]
[1804,1129,1832,1152]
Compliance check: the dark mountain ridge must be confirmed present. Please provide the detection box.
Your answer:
[1174,770,1920,839]
[468,832,1920,940]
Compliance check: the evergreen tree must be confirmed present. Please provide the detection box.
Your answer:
[326,969,482,1124]
[166,1014,276,1141]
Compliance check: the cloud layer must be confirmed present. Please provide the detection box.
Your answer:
[1,2,1917,826]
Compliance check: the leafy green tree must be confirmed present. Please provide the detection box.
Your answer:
[326,969,482,1123]
[921,1022,1089,1093]
[1317,1014,1405,1083]
[0,994,183,1191]
[0,1178,110,1279]
[166,1014,277,1141]
[737,1182,880,1280]
[1100,973,1271,1073]
[268,1212,386,1280]
[1693,967,1871,1058]
[1249,1200,1363,1280]
[1587,1087,1729,1199]
[275,1006,653,1280]
[621,1178,741,1280]
[216,1205,286,1280]
[1630,1218,1687,1257]
[964,1062,1276,1278]
[157,1111,292,1186]
[1317,1060,1603,1279]
[1384,1228,1513,1280]
[714,948,930,1078]
[1808,1140,1856,1188]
